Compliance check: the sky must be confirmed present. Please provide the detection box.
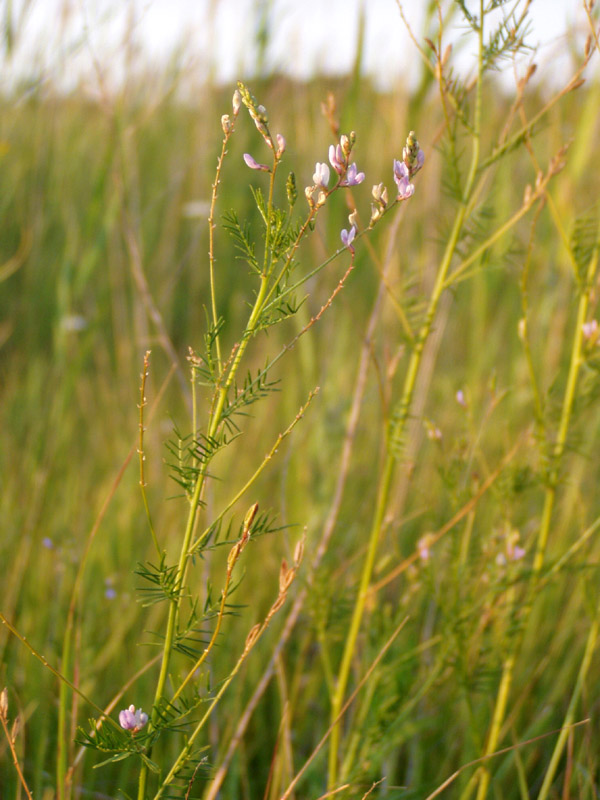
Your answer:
[0,0,592,95]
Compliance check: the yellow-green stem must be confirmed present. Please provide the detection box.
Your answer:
[475,202,599,800]
[327,184,477,789]
[137,149,281,797]
[537,613,597,800]
[327,1,484,786]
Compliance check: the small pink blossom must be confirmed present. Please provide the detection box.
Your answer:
[393,160,415,200]
[276,134,286,157]
[119,704,148,732]
[340,225,356,253]
[340,163,365,187]
[329,143,346,174]
[243,153,270,172]
[313,162,330,188]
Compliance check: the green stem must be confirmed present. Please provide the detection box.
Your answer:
[536,614,598,800]
[327,146,481,791]
[137,152,282,798]
[475,175,600,800]
[327,0,485,787]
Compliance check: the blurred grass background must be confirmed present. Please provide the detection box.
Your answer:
[2,2,600,798]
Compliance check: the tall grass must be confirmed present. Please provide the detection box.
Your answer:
[1,2,600,798]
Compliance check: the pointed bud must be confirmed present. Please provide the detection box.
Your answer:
[276,133,286,157]
[293,537,305,566]
[340,134,351,157]
[232,89,242,115]
[0,688,7,716]
[370,204,383,225]
[305,185,316,208]
[286,171,297,207]
[348,209,358,228]
[221,114,232,135]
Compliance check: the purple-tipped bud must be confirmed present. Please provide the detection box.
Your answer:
[313,162,330,188]
[329,143,346,174]
[243,153,270,172]
[402,131,425,178]
[340,162,365,187]
[340,225,356,252]
[276,133,286,157]
[393,160,415,200]
[119,704,149,732]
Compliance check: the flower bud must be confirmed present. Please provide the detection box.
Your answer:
[276,133,286,157]
[286,171,297,207]
[305,185,316,208]
[232,89,242,115]
[370,204,383,225]
[340,134,351,157]
[348,209,358,228]
[221,114,232,135]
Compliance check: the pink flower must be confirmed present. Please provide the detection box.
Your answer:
[340,225,356,253]
[393,160,415,200]
[329,143,346,174]
[313,162,330,188]
[276,134,286,157]
[243,153,270,172]
[340,163,365,187]
[119,704,148,732]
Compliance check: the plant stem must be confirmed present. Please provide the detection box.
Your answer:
[474,180,600,800]
[327,1,484,786]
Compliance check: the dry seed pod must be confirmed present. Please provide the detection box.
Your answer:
[293,537,305,566]
[0,688,7,716]
[245,623,261,651]
[279,559,289,593]
[270,594,286,614]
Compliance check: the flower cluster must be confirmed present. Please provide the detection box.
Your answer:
[238,83,286,172]
[119,704,148,733]
[240,92,426,261]
[393,131,425,201]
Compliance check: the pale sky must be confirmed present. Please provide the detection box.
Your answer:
[1,0,592,95]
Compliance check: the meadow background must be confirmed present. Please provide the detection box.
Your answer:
[1,1,600,798]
